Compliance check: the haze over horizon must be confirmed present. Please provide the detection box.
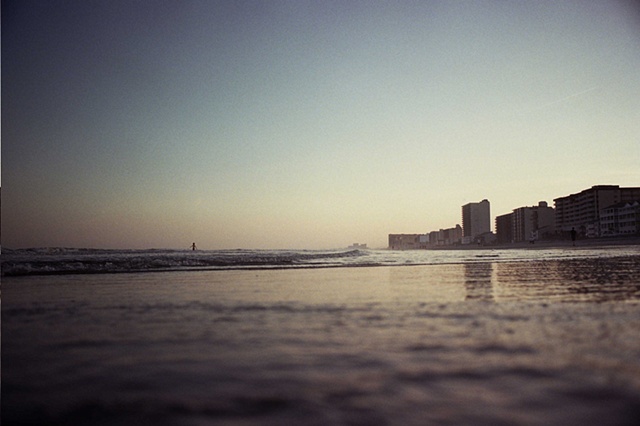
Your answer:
[3,1,640,250]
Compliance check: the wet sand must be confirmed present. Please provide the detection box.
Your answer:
[423,236,640,251]
[3,255,640,425]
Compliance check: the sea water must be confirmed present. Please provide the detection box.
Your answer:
[3,247,640,425]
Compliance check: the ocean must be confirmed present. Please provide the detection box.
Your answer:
[3,246,640,425]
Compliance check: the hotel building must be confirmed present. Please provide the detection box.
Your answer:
[554,185,640,237]
[495,201,555,243]
[461,199,490,243]
[600,201,640,236]
[512,201,555,242]
[495,212,513,244]
[432,225,463,246]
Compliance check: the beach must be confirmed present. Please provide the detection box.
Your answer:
[3,250,640,425]
[426,235,640,251]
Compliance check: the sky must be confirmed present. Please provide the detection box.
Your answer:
[3,0,640,250]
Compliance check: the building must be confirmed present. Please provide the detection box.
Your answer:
[461,199,490,243]
[388,234,428,250]
[600,201,640,236]
[534,201,556,238]
[618,202,640,235]
[348,243,368,249]
[554,185,640,237]
[512,201,555,242]
[437,225,463,246]
[512,207,533,243]
[495,212,513,244]
[428,230,439,245]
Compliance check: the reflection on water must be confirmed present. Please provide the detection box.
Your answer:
[368,256,640,304]
[495,256,640,302]
[3,255,640,426]
[464,263,494,301]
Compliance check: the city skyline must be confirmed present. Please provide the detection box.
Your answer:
[3,1,640,249]
[390,184,640,249]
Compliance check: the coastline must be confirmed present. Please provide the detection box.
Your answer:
[4,254,640,425]
[419,235,640,251]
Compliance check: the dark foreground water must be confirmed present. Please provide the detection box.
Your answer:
[3,249,640,425]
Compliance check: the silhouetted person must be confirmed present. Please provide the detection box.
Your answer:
[191,242,197,251]
[570,228,577,246]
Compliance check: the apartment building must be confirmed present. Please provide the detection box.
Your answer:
[461,199,490,243]
[512,201,555,242]
[495,202,555,243]
[600,201,640,236]
[437,225,463,245]
[495,212,513,244]
[554,185,640,237]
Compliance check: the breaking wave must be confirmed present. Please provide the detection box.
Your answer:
[2,246,638,277]
[0,248,369,276]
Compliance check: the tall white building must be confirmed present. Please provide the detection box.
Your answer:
[461,199,491,242]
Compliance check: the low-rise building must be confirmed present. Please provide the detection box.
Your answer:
[600,201,640,236]
[388,234,428,250]
[348,243,368,249]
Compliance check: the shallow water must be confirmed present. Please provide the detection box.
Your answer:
[3,253,640,425]
[3,245,639,276]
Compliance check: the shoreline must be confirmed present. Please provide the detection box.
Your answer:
[415,235,640,251]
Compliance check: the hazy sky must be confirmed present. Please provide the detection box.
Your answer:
[3,1,640,249]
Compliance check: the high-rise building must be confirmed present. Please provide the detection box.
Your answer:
[495,212,513,244]
[496,202,555,244]
[461,199,490,241]
[512,201,555,242]
[554,185,640,237]
[437,225,463,246]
